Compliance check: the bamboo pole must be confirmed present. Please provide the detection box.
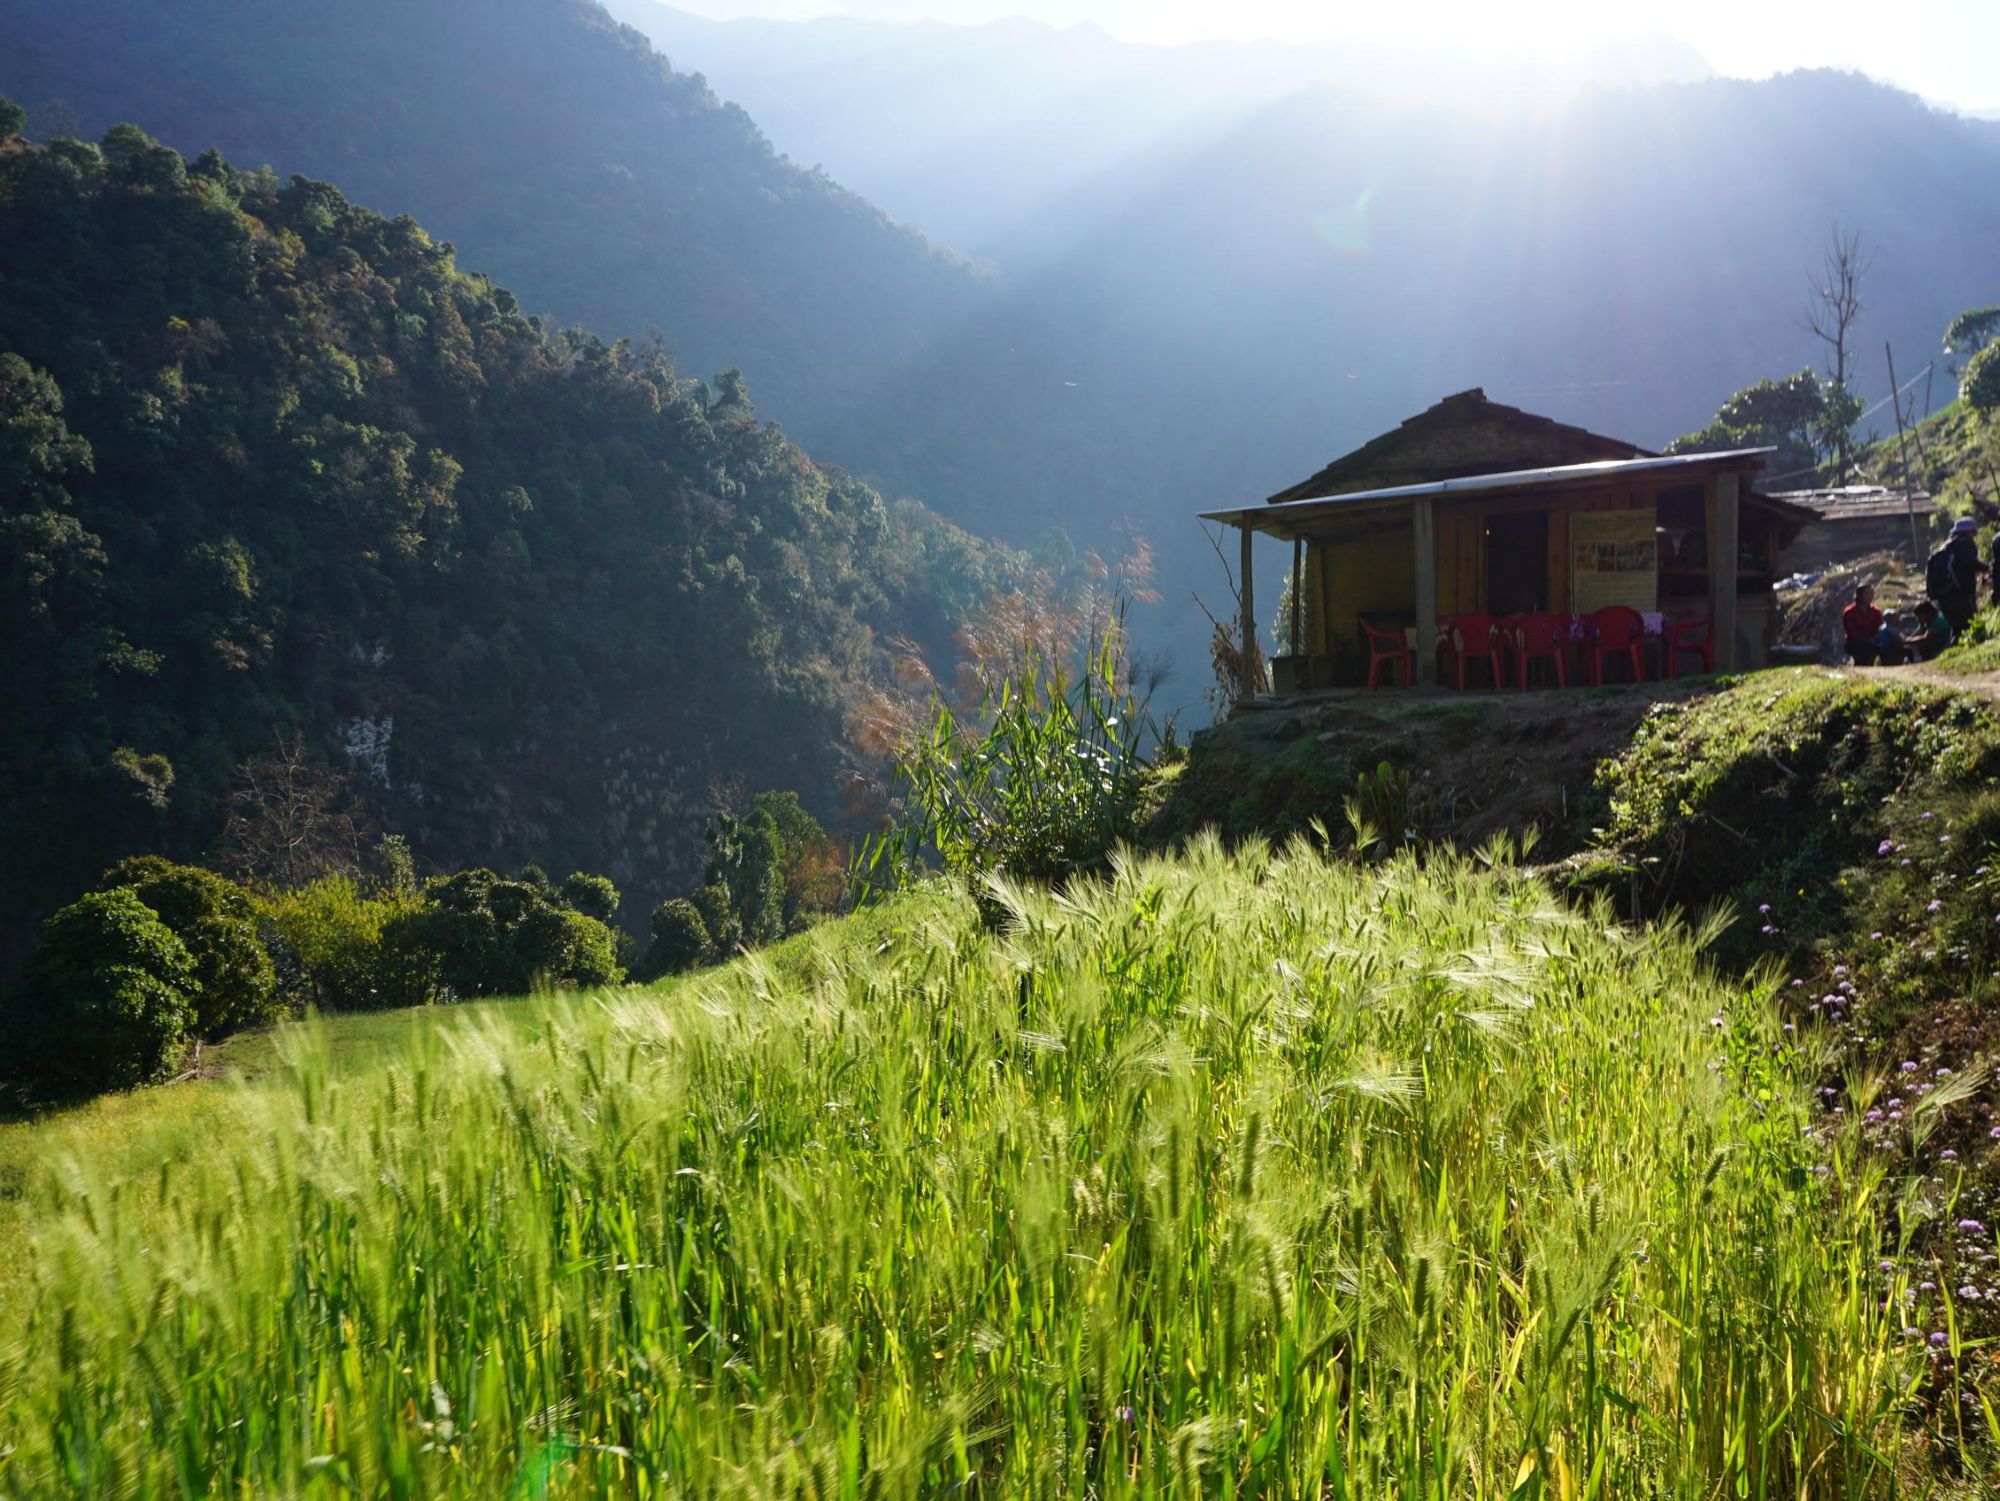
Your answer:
[1886,342,1922,561]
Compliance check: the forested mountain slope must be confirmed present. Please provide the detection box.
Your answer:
[0,123,1015,972]
[0,0,985,465]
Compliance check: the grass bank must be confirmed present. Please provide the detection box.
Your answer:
[0,836,1923,1496]
[1586,667,2000,1445]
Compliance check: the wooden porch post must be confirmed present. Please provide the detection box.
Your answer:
[1413,497,1438,686]
[1712,471,1740,672]
[1238,523,1258,702]
[1289,536,1303,656]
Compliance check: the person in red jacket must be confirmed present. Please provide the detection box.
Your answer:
[1841,582,1883,666]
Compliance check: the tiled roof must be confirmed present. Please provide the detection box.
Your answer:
[1267,387,1655,506]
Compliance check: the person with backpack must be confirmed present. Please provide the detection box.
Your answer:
[1925,517,1986,635]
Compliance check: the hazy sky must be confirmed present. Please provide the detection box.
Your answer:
[669,0,2000,114]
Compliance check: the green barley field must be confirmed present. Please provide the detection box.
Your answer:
[0,836,1920,1496]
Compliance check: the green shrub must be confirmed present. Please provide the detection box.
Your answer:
[644,898,712,977]
[382,869,624,1001]
[99,855,275,1035]
[10,888,195,1091]
[259,876,423,1012]
[859,633,1149,897]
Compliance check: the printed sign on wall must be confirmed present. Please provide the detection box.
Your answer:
[1569,506,1658,614]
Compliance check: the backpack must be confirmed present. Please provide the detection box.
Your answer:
[1926,544,1959,600]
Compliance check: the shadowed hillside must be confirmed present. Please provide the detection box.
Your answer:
[0,121,1025,974]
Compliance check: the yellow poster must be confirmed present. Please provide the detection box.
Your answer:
[1569,506,1658,614]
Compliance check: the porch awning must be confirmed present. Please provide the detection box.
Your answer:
[1202,447,1783,539]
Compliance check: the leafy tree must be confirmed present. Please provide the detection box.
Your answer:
[0,94,23,142]
[560,871,620,924]
[99,855,275,1034]
[644,898,712,978]
[1945,307,2000,373]
[99,122,185,190]
[704,808,787,945]
[258,875,423,1013]
[0,353,92,503]
[371,834,419,898]
[10,888,194,1090]
[742,790,844,927]
[1966,344,2000,417]
[1668,370,1832,484]
[382,868,623,1001]
[690,883,740,958]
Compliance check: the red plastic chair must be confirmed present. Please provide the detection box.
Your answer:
[1508,611,1568,689]
[1665,613,1714,677]
[1445,613,1505,690]
[1585,606,1646,684]
[1361,617,1414,688]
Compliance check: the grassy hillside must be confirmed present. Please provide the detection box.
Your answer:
[0,836,1931,1495]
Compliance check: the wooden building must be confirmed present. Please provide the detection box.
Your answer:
[1202,389,1815,695]
[1771,485,1934,573]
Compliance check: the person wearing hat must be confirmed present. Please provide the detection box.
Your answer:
[1931,516,1987,635]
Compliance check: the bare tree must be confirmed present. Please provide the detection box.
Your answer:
[1803,225,1873,473]
[219,734,363,887]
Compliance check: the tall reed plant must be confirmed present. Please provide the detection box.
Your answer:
[857,610,1149,898]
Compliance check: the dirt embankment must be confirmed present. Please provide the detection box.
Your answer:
[1148,681,1714,858]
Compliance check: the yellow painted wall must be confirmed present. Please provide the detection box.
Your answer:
[1308,518,1415,681]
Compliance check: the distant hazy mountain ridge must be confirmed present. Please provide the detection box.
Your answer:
[0,0,988,466]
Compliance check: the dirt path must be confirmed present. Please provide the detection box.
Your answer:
[1834,662,2000,701]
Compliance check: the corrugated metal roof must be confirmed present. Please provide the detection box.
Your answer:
[1202,447,1779,534]
[1770,485,1935,517]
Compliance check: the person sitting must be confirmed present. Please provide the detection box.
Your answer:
[1876,611,1910,666]
[1906,599,1955,662]
[1841,582,1882,665]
